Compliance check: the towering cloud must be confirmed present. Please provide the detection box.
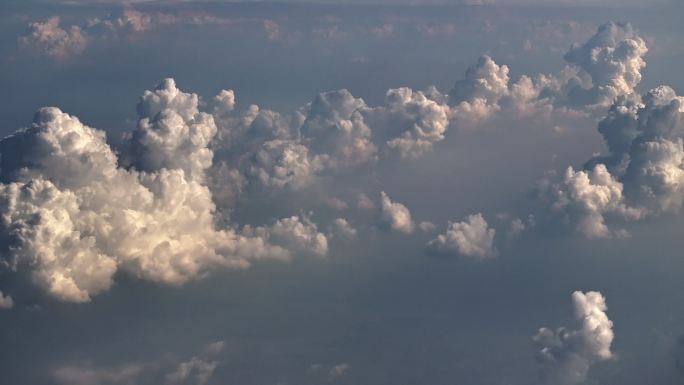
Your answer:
[378,191,415,234]
[564,22,648,106]
[536,85,684,237]
[0,80,327,303]
[534,291,615,385]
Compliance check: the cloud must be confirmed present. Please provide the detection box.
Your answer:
[54,341,224,385]
[536,85,684,237]
[564,22,648,107]
[427,213,498,258]
[18,9,236,61]
[534,291,615,385]
[356,193,375,210]
[375,87,450,159]
[18,17,88,60]
[0,291,14,309]
[378,191,415,234]
[301,89,377,170]
[124,78,217,181]
[418,221,436,232]
[327,218,358,241]
[444,22,648,135]
[535,165,641,238]
[0,80,330,303]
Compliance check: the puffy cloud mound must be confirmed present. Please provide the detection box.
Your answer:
[300,89,377,169]
[564,22,648,106]
[248,139,323,190]
[427,213,497,258]
[125,78,217,181]
[242,216,329,258]
[535,165,641,238]
[450,55,510,106]
[377,192,415,234]
[0,80,329,303]
[537,85,684,237]
[19,17,89,60]
[444,22,648,133]
[534,291,614,385]
[377,87,450,159]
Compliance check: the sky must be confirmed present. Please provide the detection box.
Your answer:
[0,1,684,385]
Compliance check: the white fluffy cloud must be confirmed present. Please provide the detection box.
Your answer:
[427,213,497,258]
[0,80,328,303]
[377,191,415,234]
[564,22,648,106]
[376,87,451,159]
[242,216,329,258]
[536,85,684,237]
[535,165,642,238]
[534,291,614,385]
[445,22,648,134]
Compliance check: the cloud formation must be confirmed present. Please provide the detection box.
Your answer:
[536,85,684,237]
[533,291,615,385]
[427,213,498,258]
[0,80,328,303]
[378,191,415,234]
[19,17,88,60]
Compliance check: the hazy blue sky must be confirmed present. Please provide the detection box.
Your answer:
[0,2,684,385]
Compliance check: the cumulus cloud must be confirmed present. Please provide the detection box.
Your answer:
[0,79,331,303]
[534,291,615,385]
[375,87,450,159]
[18,9,235,60]
[427,213,498,258]
[327,218,358,241]
[535,165,641,238]
[19,17,88,60]
[242,216,328,258]
[564,22,648,107]
[300,89,377,169]
[377,192,415,234]
[536,85,684,237]
[443,22,648,135]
